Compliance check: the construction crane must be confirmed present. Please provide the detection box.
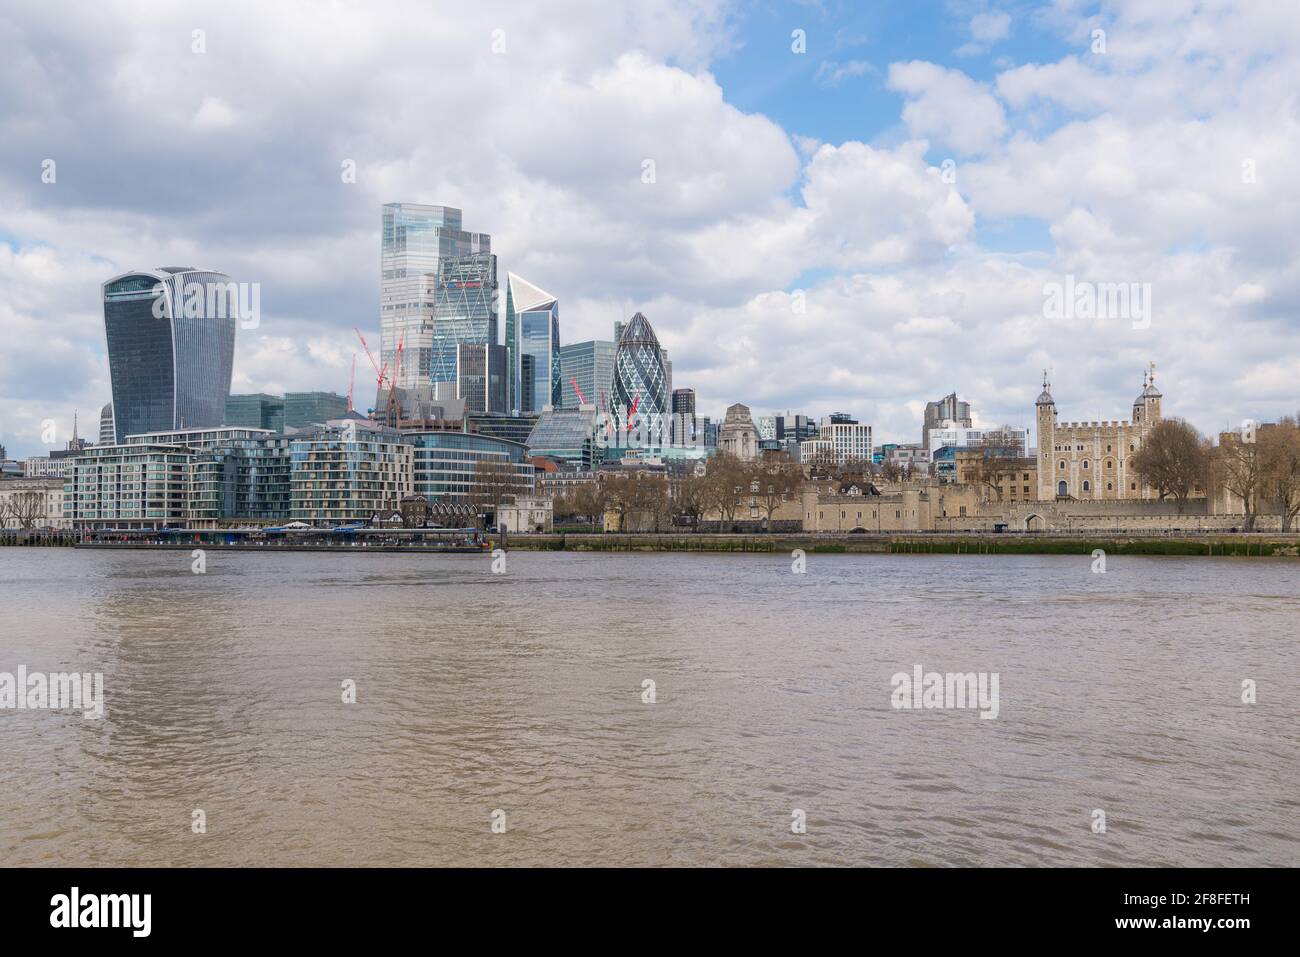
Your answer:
[354,327,391,413]
[347,353,356,412]
[570,376,587,406]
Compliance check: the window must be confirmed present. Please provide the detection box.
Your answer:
[1059,461,1066,470]
[1083,480,1090,491]
[1082,460,1089,469]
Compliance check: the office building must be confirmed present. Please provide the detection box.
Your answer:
[506,274,561,412]
[103,267,238,442]
[672,389,695,414]
[609,313,668,441]
[923,392,973,449]
[283,392,348,429]
[526,406,599,469]
[405,431,533,503]
[559,340,616,410]
[379,204,496,390]
[817,414,873,466]
[456,343,509,414]
[226,393,285,432]
[468,412,540,447]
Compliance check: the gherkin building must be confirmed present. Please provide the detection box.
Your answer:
[609,312,668,442]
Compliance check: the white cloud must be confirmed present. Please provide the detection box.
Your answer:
[887,61,1009,156]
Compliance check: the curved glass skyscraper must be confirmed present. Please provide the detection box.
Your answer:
[102,267,237,442]
[609,312,668,441]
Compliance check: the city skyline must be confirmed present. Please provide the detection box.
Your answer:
[2,1,1298,460]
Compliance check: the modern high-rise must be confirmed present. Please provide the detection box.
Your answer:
[506,274,560,413]
[609,312,669,440]
[672,389,696,414]
[103,268,238,442]
[923,392,973,448]
[380,204,497,390]
[559,340,615,410]
[817,414,873,466]
[456,343,509,414]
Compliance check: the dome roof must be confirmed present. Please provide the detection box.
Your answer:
[1034,370,1054,406]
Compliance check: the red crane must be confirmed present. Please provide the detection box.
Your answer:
[347,353,356,412]
[570,376,587,406]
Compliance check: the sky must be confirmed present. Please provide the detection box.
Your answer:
[1,0,1298,459]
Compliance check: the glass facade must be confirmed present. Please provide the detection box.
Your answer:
[519,305,561,412]
[609,312,668,441]
[467,413,539,446]
[63,444,193,529]
[456,343,508,414]
[380,204,496,390]
[526,407,598,469]
[225,393,285,432]
[289,421,413,522]
[283,392,348,429]
[103,268,237,443]
[506,274,560,413]
[405,431,533,502]
[559,340,615,410]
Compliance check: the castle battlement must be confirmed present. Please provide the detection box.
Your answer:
[1057,421,1133,429]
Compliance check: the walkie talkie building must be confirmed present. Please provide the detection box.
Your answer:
[102,267,237,443]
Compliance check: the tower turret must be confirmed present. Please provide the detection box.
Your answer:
[1035,370,1056,499]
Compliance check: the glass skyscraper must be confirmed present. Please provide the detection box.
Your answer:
[559,339,615,409]
[456,343,509,414]
[102,267,237,443]
[380,204,497,390]
[609,312,668,440]
[506,273,560,413]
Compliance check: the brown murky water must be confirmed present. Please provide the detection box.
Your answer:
[1,547,1296,866]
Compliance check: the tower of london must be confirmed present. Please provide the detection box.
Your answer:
[1035,366,1162,501]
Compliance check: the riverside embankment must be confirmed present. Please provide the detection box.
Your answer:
[503,532,1300,556]
[7,530,1300,556]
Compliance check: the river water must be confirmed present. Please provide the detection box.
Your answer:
[1,547,1296,867]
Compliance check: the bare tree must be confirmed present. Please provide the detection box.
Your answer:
[1215,431,1262,531]
[469,458,525,523]
[970,427,1024,501]
[747,455,803,528]
[1259,418,1300,531]
[2,490,45,529]
[701,454,746,525]
[1129,418,1209,512]
[879,459,903,483]
[672,468,709,529]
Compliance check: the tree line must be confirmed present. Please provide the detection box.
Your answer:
[1130,417,1300,530]
[553,453,805,531]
